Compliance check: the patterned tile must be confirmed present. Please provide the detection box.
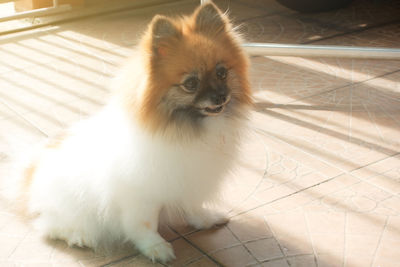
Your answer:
[313,23,400,48]
[241,14,341,44]
[254,71,400,172]
[251,56,400,104]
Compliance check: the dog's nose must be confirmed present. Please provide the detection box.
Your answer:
[211,92,227,105]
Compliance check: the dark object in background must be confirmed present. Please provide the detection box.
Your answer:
[276,0,353,12]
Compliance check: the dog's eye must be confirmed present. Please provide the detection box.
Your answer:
[182,77,199,93]
[216,66,227,80]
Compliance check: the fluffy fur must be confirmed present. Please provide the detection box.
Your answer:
[13,2,252,263]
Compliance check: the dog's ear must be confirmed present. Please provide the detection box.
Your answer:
[194,2,227,36]
[150,15,181,56]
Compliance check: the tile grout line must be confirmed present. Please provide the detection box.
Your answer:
[231,126,400,218]
[228,131,270,215]
[255,108,397,157]
[303,209,319,267]
[7,231,30,259]
[99,254,139,267]
[247,253,314,266]
[168,226,225,267]
[255,127,400,198]
[265,68,400,108]
[263,218,291,266]
[378,103,400,128]
[0,98,48,137]
[361,102,385,142]
[182,255,211,267]
[342,212,348,267]
[225,225,262,266]
[370,216,389,267]
[302,19,400,45]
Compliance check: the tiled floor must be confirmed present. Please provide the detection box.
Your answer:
[0,0,399,266]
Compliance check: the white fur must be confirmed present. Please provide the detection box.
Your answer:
[25,99,247,262]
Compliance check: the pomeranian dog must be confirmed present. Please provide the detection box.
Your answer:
[12,1,251,263]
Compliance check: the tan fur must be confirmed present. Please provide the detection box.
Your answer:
[16,160,37,217]
[46,132,67,149]
[17,133,66,217]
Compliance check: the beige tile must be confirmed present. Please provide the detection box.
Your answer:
[380,196,400,214]
[222,130,268,214]
[373,216,400,267]
[373,238,400,267]
[187,227,240,253]
[314,23,400,48]
[262,258,290,267]
[210,245,257,267]
[251,122,342,178]
[367,173,400,196]
[346,212,387,235]
[250,56,343,104]
[349,181,392,202]
[107,254,163,266]
[265,192,314,213]
[306,211,345,235]
[351,154,400,180]
[158,224,179,242]
[185,256,219,266]
[265,211,314,256]
[241,15,341,44]
[345,235,380,267]
[169,239,203,267]
[228,211,273,242]
[317,253,343,267]
[245,238,284,261]
[311,233,344,257]
[254,79,400,173]
[304,174,360,199]
[226,128,343,215]
[0,235,24,259]
[287,255,316,267]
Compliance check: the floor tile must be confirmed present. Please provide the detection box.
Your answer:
[169,238,203,267]
[186,226,240,253]
[254,78,400,172]
[227,211,273,242]
[245,238,284,261]
[185,256,219,266]
[106,254,163,266]
[210,244,258,267]
[262,258,290,267]
[313,23,400,48]
[241,14,341,44]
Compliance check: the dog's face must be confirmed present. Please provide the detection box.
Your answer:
[136,2,252,135]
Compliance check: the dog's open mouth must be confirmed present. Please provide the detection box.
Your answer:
[201,101,229,116]
[197,95,231,116]
[204,105,224,114]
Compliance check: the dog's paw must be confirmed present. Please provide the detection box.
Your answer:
[141,241,176,263]
[187,210,230,230]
